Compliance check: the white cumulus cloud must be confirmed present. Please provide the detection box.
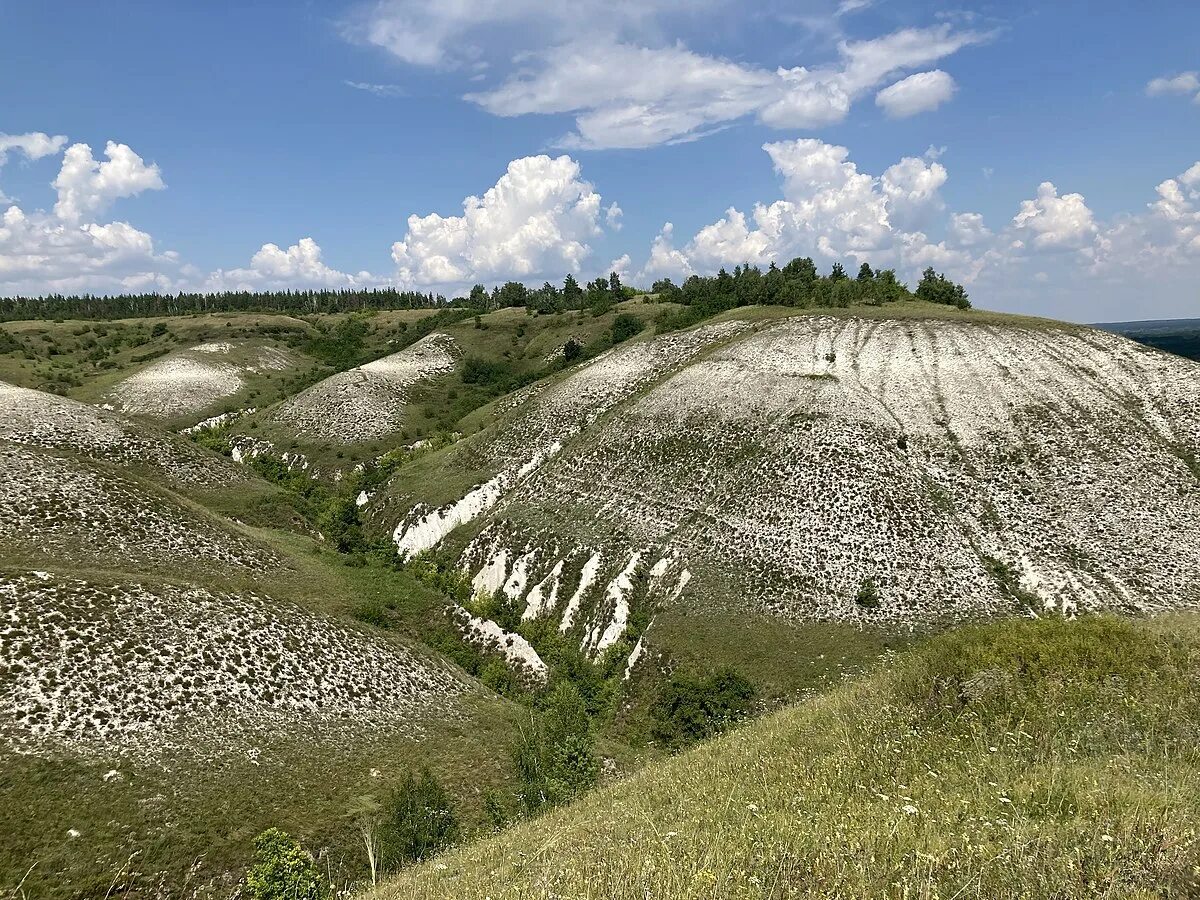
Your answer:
[0,132,70,203]
[390,154,608,290]
[0,204,182,296]
[639,222,694,282]
[1011,182,1098,250]
[875,70,957,118]
[0,132,68,166]
[639,138,952,281]
[1146,71,1200,97]
[0,137,183,296]
[52,141,164,223]
[204,238,381,292]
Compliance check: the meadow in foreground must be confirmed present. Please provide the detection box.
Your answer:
[372,614,1200,899]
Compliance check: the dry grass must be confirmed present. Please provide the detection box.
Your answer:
[373,615,1200,899]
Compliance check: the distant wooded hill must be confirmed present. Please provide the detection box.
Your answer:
[1095,318,1200,361]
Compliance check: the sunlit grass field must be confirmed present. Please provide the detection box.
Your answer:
[374,614,1200,899]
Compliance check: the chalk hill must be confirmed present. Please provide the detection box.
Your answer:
[271,332,459,443]
[0,379,515,896]
[105,339,295,424]
[373,308,1200,678]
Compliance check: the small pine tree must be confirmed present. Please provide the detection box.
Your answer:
[609,270,623,297]
[855,577,881,609]
[562,273,583,308]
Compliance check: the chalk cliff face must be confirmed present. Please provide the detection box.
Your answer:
[380,313,1200,660]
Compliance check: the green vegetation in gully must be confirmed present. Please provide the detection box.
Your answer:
[177,432,921,899]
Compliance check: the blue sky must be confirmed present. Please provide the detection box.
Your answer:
[1,0,1198,321]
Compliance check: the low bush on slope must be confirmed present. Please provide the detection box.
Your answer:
[372,615,1200,899]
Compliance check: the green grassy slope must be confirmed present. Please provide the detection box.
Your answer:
[0,310,441,430]
[374,615,1200,900]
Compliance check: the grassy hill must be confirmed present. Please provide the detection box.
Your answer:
[0,309,443,431]
[374,614,1200,899]
[229,300,673,473]
[364,301,1200,716]
[3,298,1200,898]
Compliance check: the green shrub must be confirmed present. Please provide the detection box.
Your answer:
[610,313,644,344]
[351,600,391,628]
[650,668,757,748]
[855,577,881,609]
[514,682,599,812]
[381,770,460,870]
[479,657,517,696]
[460,355,512,386]
[244,828,327,900]
[562,338,583,363]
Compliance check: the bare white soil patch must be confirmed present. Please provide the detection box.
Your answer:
[0,572,467,759]
[0,380,247,490]
[451,606,548,683]
[273,333,458,443]
[107,342,293,421]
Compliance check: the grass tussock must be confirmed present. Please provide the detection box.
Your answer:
[372,615,1200,899]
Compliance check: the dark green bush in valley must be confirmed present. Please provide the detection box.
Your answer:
[610,313,644,344]
[650,668,758,748]
[0,328,21,354]
[380,770,461,870]
[514,681,600,813]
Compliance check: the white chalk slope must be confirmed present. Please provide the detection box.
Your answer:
[0,378,249,491]
[107,340,293,422]
[0,571,466,759]
[272,333,458,443]
[0,381,471,761]
[382,314,1200,670]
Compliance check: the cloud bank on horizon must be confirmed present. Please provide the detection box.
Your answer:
[1,1,1198,322]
